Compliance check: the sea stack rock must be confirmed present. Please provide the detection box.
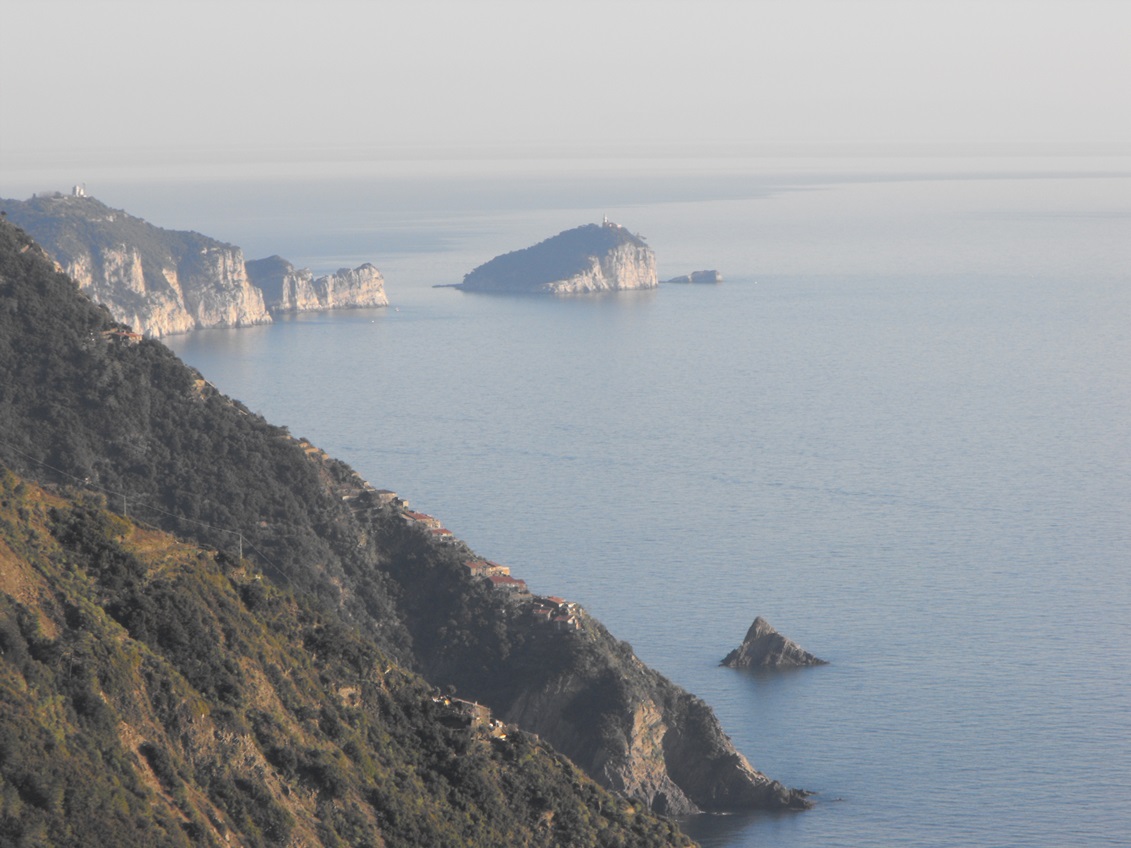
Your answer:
[664,270,723,284]
[457,220,657,294]
[722,617,827,670]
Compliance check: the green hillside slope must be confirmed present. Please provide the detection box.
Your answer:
[0,468,691,847]
[0,216,807,821]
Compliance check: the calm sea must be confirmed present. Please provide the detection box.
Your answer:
[154,157,1129,847]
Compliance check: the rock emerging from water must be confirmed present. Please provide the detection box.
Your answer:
[722,617,827,670]
[663,270,722,284]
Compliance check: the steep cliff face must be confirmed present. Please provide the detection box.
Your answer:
[491,627,810,815]
[503,671,696,813]
[1,193,388,338]
[1,193,272,337]
[501,649,809,815]
[316,262,388,308]
[64,244,198,336]
[458,222,658,294]
[384,538,814,816]
[247,255,389,312]
[175,242,269,331]
[542,240,657,294]
[246,254,316,311]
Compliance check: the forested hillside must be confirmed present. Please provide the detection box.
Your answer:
[0,215,807,835]
[0,468,691,847]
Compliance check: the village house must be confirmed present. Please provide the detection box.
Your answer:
[551,613,581,632]
[402,509,442,529]
[429,527,457,545]
[531,594,581,631]
[463,559,511,577]
[532,595,577,614]
[488,573,529,595]
[342,486,407,511]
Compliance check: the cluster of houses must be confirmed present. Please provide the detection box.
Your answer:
[530,594,582,632]
[463,558,524,590]
[401,508,459,545]
[462,559,581,631]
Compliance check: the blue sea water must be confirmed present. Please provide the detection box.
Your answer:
[154,157,1129,847]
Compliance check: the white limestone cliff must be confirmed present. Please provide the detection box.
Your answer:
[458,222,657,295]
[177,244,271,332]
[247,256,388,313]
[540,241,657,294]
[313,263,388,309]
[2,193,390,338]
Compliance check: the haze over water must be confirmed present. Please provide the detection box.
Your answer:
[156,157,1131,847]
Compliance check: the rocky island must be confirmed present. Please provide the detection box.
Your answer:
[457,219,657,294]
[722,617,828,670]
[1,189,388,337]
[664,270,723,284]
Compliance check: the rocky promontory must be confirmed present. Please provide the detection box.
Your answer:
[457,220,657,294]
[722,617,827,670]
[1,191,387,337]
[246,255,388,312]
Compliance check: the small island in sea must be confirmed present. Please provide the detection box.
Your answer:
[664,269,723,284]
[455,219,657,294]
[0,188,388,337]
[722,617,828,670]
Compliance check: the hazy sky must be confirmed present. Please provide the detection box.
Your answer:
[3,0,1130,171]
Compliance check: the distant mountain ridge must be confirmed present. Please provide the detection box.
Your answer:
[458,221,657,294]
[0,191,387,337]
